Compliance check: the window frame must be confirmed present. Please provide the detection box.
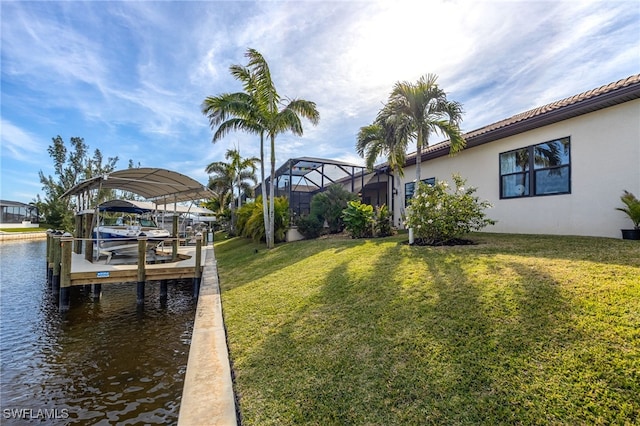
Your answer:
[405,177,436,207]
[499,137,571,199]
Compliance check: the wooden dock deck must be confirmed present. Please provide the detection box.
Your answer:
[68,245,209,286]
[46,232,209,311]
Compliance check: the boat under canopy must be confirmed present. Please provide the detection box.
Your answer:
[61,167,214,205]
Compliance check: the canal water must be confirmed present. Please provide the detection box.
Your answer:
[0,240,195,424]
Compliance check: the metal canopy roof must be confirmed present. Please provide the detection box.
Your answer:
[260,157,366,193]
[61,168,214,203]
[96,199,214,214]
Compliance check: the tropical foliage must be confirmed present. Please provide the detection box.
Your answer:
[342,201,394,239]
[616,190,640,229]
[202,48,319,248]
[310,184,357,234]
[205,148,258,233]
[405,174,495,245]
[236,196,290,243]
[382,73,465,183]
[342,200,374,238]
[356,110,407,177]
[373,204,393,237]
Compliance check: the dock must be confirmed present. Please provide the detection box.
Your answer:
[45,231,238,424]
[46,231,209,310]
[67,245,206,286]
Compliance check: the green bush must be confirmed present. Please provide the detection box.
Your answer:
[342,200,374,238]
[310,184,357,234]
[236,196,290,243]
[296,215,323,239]
[374,204,393,237]
[405,174,495,245]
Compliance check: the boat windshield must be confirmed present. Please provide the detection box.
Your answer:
[139,218,157,227]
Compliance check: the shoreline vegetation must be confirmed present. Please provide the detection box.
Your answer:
[0,227,47,241]
[215,231,640,425]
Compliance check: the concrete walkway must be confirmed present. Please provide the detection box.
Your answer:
[178,246,238,425]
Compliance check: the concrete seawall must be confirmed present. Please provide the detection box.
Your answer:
[178,246,237,425]
[0,232,47,242]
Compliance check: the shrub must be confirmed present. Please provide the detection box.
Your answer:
[374,204,393,237]
[405,174,495,245]
[342,200,374,238]
[310,184,357,234]
[616,190,640,229]
[296,215,323,239]
[236,196,290,243]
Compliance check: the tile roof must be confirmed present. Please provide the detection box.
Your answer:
[405,73,640,164]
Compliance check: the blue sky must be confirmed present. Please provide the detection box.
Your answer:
[1,0,638,204]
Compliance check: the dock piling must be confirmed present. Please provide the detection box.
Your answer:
[51,232,62,295]
[59,233,73,312]
[92,284,102,301]
[193,233,202,298]
[160,280,168,299]
[137,236,148,305]
[172,216,179,261]
[46,229,54,286]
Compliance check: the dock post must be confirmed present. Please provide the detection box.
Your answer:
[172,216,179,261]
[193,233,203,299]
[51,232,63,296]
[160,280,168,299]
[74,214,83,254]
[46,229,54,286]
[92,284,102,301]
[137,235,148,305]
[59,233,73,312]
[84,213,94,261]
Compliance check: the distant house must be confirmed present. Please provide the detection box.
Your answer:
[0,200,40,228]
[383,74,640,239]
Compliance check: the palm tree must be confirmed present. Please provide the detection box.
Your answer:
[357,103,410,176]
[202,48,319,248]
[224,147,259,209]
[202,55,269,241]
[263,98,319,248]
[204,148,258,232]
[383,73,465,183]
[356,109,408,219]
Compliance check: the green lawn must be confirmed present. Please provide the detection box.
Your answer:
[214,232,640,425]
[0,225,50,233]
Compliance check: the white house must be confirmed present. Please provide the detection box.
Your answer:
[387,74,640,239]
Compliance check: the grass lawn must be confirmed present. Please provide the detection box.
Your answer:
[214,232,640,425]
[0,225,50,233]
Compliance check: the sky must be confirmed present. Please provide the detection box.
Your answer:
[1,0,639,204]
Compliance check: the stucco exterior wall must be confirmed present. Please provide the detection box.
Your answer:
[395,99,640,238]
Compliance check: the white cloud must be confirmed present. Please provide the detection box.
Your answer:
[0,120,46,162]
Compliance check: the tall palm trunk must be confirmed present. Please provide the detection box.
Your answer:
[268,133,276,248]
[260,132,270,246]
[415,128,423,185]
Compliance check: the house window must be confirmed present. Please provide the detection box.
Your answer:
[405,177,436,206]
[500,137,570,199]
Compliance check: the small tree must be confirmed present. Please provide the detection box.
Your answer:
[37,135,119,230]
[310,184,357,233]
[405,174,495,245]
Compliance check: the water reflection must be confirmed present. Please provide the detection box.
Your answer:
[1,240,194,424]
